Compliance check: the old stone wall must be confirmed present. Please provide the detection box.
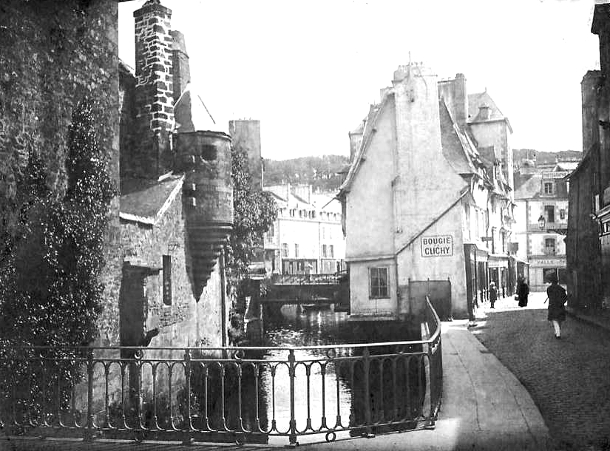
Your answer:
[0,0,119,211]
[109,185,225,349]
[0,0,121,344]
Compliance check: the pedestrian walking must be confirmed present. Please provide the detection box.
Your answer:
[517,277,529,307]
[489,281,498,309]
[546,274,567,339]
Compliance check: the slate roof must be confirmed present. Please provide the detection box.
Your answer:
[339,96,390,195]
[120,175,184,224]
[174,83,225,134]
[439,99,478,175]
[468,91,513,132]
[513,172,569,200]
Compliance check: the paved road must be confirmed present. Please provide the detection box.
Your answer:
[472,291,610,451]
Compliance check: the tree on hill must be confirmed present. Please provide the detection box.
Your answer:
[264,155,349,192]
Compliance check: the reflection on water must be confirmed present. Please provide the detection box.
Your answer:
[253,305,354,444]
[262,306,353,438]
[190,304,425,445]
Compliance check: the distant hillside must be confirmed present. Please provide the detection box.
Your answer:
[263,155,350,192]
[513,149,582,166]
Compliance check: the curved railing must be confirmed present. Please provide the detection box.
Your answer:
[0,298,442,446]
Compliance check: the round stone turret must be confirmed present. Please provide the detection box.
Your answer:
[175,130,233,300]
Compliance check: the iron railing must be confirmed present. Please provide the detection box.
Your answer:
[0,298,442,446]
[270,273,341,286]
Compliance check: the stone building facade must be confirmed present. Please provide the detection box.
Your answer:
[340,64,515,320]
[263,184,345,275]
[514,161,577,291]
[0,0,120,231]
[567,3,610,310]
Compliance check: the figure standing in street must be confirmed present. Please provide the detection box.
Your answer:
[517,277,529,307]
[489,281,498,309]
[546,274,567,339]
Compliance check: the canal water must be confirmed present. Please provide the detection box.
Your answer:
[249,305,424,444]
[262,305,354,443]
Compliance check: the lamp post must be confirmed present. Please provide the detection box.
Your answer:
[538,215,546,231]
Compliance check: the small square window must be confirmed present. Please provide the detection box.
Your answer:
[543,182,554,195]
[369,267,389,298]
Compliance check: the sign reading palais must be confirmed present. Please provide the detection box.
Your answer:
[421,235,453,257]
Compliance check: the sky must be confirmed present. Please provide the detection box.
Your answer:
[118,0,600,161]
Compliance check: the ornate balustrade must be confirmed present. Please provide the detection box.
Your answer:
[0,299,442,446]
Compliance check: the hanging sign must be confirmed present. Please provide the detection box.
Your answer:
[421,235,453,257]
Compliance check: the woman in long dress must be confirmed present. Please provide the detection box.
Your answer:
[517,277,529,307]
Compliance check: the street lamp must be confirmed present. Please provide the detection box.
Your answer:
[538,215,546,231]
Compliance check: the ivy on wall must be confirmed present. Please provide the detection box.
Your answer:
[0,98,115,348]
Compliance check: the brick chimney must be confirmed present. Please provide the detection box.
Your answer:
[133,0,175,179]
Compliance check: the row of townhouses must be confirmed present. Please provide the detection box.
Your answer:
[263,184,345,276]
[228,118,348,278]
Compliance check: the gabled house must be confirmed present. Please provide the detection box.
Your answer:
[513,159,578,291]
[339,64,514,320]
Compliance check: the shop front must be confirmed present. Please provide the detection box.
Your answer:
[488,254,510,298]
[528,256,567,291]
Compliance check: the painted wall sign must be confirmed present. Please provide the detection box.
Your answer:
[530,258,566,267]
[421,235,453,257]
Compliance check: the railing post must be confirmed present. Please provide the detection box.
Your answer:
[183,349,193,445]
[362,347,374,437]
[288,349,298,447]
[84,348,95,442]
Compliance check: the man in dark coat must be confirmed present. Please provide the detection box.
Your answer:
[489,281,498,309]
[517,278,529,307]
[546,274,567,339]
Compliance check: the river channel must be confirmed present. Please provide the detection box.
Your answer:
[262,305,354,443]
[235,304,425,444]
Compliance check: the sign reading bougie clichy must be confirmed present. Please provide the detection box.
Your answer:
[421,235,453,257]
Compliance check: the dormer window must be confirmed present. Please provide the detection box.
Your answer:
[543,182,554,195]
[479,104,491,121]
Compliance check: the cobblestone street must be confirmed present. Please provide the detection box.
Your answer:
[471,291,610,450]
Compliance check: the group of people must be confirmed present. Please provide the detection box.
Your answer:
[486,275,567,339]
[486,277,529,309]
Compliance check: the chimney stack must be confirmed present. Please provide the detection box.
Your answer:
[133,0,175,178]
[171,30,190,102]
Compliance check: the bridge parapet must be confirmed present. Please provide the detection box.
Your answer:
[270,273,340,286]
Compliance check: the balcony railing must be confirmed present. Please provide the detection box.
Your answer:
[0,299,442,446]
